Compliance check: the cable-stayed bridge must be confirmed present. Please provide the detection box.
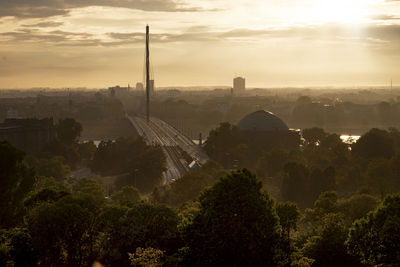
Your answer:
[127,115,209,184]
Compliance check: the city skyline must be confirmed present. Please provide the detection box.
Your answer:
[0,0,399,88]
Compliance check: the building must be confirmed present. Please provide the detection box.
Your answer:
[136,82,144,91]
[149,80,155,94]
[233,77,246,93]
[237,110,301,151]
[0,118,55,153]
[109,85,130,98]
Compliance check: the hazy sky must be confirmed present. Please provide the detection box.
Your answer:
[0,0,399,88]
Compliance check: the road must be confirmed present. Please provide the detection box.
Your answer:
[127,115,209,184]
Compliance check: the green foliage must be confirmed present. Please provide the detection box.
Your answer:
[204,122,246,168]
[92,137,166,192]
[352,128,395,159]
[26,195,102,266]
[303,214,361,267]
[257,149,291,178]
[281,163,336,209]
[347,193,400,266]
[129,247,164,267]
[78,141,97,161]
[281,162,309,207]
[338,193,379,224]
[302,127,327,144]
[43,140,81,169]
[27,155,71,181]
[277,202,300,236]
[100,203,181,266]
[72,178,106,205]
[112,186,141,207]
[8,228,37,267]
[56,118,82,145]
[276,202,300,266]
[182,169,280,266]
[153,161,226,207]
[0,141,36,228]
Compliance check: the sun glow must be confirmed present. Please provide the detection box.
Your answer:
[302,0,382,24]
[257,0,385,25]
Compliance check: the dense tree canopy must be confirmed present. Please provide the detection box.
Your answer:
[183,169,280,267]
[352,128,395,159]
[91,137,166,192]
[347,193,400,266]
[56,118,83,145]
[0,141,35,228]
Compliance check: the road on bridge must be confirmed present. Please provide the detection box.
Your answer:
[127,115,209,184]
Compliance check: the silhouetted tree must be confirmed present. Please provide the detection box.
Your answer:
[111,186,141,207]
[352,128,394,159]
[347,193,400,266]
[0,141,35,228]
[183,169,280,266]
[302,127,327,144]
[277,202,300,266]
[281,162,309,208]
[56,118,82,145]
[303,214,361,267]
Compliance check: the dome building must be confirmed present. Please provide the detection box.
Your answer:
[237,110,289,132]
[236,110,301,150]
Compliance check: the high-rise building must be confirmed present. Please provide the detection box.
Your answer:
[149,80,155,94]
[233,77,245,93]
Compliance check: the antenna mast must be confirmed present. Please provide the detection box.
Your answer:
[146,25,150,123]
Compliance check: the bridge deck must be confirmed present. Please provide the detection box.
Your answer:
[127,115,209,184]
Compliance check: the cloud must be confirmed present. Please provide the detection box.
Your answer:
[22,21,64,28]
[370,14,400,20]
[0,0,206,18]
[0,29,92,43]
[2,23,400,49]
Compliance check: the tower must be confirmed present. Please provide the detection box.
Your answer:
[146,25,150,123]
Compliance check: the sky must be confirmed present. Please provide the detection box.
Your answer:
[0,0,399,88]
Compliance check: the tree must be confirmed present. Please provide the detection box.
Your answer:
[112,186,141,207]
[91,137,166,192]
[338,194,379,224]
[204,122,245,167]
[277,202,300,240]
[302,127,327,144]
[56,118,82,145]
[308,166,336,202]
[129,247,164,267]
[72,178,106,206]
[0,141,36,228]
[281,162,309,208]
[101,203,181,267]
[276,202,300,266]
[347,193,400,266]
[182,169,280,267]
[257,149,290,178]
[27,156,71,181]
[352,128,394,159]
[152,161,226,207]
[303,214,361,267]
[27,195,102,266]
[78,141,96,161]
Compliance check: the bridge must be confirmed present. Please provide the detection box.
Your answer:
[127,115,209,184]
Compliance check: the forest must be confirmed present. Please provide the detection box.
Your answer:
[0,111,399,266]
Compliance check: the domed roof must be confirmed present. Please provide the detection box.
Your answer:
[237,110,289,132]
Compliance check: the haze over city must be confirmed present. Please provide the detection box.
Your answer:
[0,0,399,88]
